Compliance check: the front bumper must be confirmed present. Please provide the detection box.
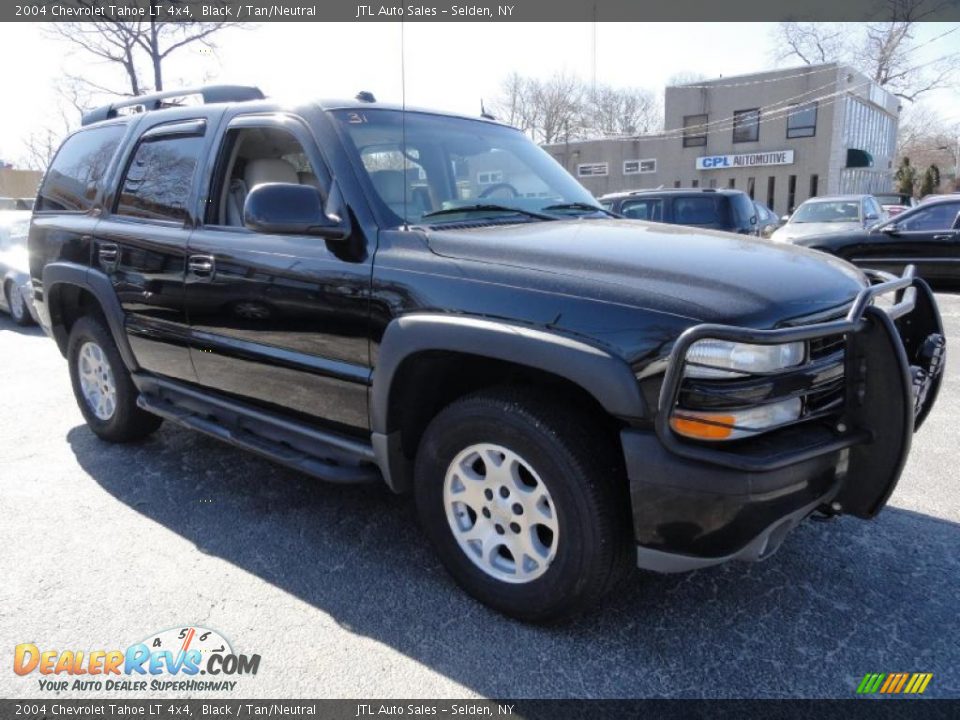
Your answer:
[626,266,946,572]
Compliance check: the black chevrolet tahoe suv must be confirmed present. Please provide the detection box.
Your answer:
[599,188,761,235]
[29,86,946,621]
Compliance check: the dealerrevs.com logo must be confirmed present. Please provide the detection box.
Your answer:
[14,626,261,693]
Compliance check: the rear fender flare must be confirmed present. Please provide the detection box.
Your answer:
[42,262,138,370]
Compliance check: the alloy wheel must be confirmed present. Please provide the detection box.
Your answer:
[77,341,117,420]
[443,442,559,584]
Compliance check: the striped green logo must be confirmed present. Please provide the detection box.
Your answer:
[857,673,933,695]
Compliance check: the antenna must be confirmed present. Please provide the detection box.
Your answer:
[401,22,408,230]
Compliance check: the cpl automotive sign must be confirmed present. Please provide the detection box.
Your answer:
[13,626,260,693]
[696,149,795,170]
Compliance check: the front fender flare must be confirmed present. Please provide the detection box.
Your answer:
[370,313,647,436]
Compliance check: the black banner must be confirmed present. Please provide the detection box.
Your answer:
[7,0,960,22]
[3,700,960,720]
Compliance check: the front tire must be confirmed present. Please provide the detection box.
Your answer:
[414,388,630,622]
[67,316,162,443]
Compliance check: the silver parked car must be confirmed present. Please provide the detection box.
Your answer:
[771,194,886,243]
[0,210,37,326]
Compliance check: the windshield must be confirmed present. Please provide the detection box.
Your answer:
[790,200,862,224]
[333,109,602,226]
[874,194,907,206]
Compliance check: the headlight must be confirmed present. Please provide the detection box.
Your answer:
[670,397,802,441]
[684,339,804,379]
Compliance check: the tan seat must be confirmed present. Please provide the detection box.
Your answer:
[298,171,322,189]
[226,158,300,226]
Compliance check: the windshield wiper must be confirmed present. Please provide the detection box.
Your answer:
[421,204,556,222]
[541,202,614,217]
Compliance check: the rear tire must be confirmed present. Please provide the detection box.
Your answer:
[67,316,162,443]
[5,282,33,327]
[414,388,631,622]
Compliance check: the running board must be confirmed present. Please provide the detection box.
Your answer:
[133,375,381,485]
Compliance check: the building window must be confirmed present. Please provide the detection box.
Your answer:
[673,180,681,188]
[733,109,760,143]
[766,176,776,212]
[787,102,818,138]
[577,163,608,177]
[787,175,797,212]
[747,177,755,200]
[477,170,503,185]
[708,178,718,188]
[691,179,699,188]
[810,174,819,198]
[682,114,708,147]
[623,159,656,175]
[728,178,736,188]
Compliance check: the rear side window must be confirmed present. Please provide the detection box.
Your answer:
[115,134,205,222]
[731,193,757,228]
[37,124,126,212]
[620,198,664,221]
[672,196,729,229]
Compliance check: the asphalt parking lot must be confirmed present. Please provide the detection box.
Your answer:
[1,295,959,700]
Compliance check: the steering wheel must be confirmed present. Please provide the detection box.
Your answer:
[479,182,520,199]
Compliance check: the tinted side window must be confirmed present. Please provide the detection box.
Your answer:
[731,194,756,228]
[37,124,126,212]
[115,134,204,222]
[620,198,664,221]
[898,202,960,232]
[672,196,728,229]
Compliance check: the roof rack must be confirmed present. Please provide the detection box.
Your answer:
[81,85,265,126]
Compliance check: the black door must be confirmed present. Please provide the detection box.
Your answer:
[848,200,960,286]
[96,118,212,382]
[185,114,372,431]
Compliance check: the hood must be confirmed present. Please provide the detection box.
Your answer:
[424,218,867,327]
[772,221,863,242]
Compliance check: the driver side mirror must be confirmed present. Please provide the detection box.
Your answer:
[780,214,790,223]
[244,181,351,240]
[882,222,899,235]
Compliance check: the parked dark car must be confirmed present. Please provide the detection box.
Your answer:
[754,201,781,238]
[599,188,761,235]
[29,86,945,621]
[784,195,960,289]
[0,210,36,326]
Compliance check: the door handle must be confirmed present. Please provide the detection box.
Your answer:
[98,243,120,269]
[932,234,954,241]
[188,255,215,278]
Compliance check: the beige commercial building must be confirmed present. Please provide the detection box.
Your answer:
[545,63,900,216]
[0,168,42,200]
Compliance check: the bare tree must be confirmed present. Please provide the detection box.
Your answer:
[772,8,958,102]
[493,73,661,143]
[533,73,587,144]
[42,1,238,97]
[585,85,662,136]
[897,103,959,187]
[774,22,845,66]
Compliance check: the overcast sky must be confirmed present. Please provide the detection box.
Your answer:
[1,21,958,164]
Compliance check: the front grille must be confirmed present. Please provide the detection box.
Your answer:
[809,334,846,360]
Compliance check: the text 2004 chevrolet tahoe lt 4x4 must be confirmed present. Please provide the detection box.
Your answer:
[28,86,946,621]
